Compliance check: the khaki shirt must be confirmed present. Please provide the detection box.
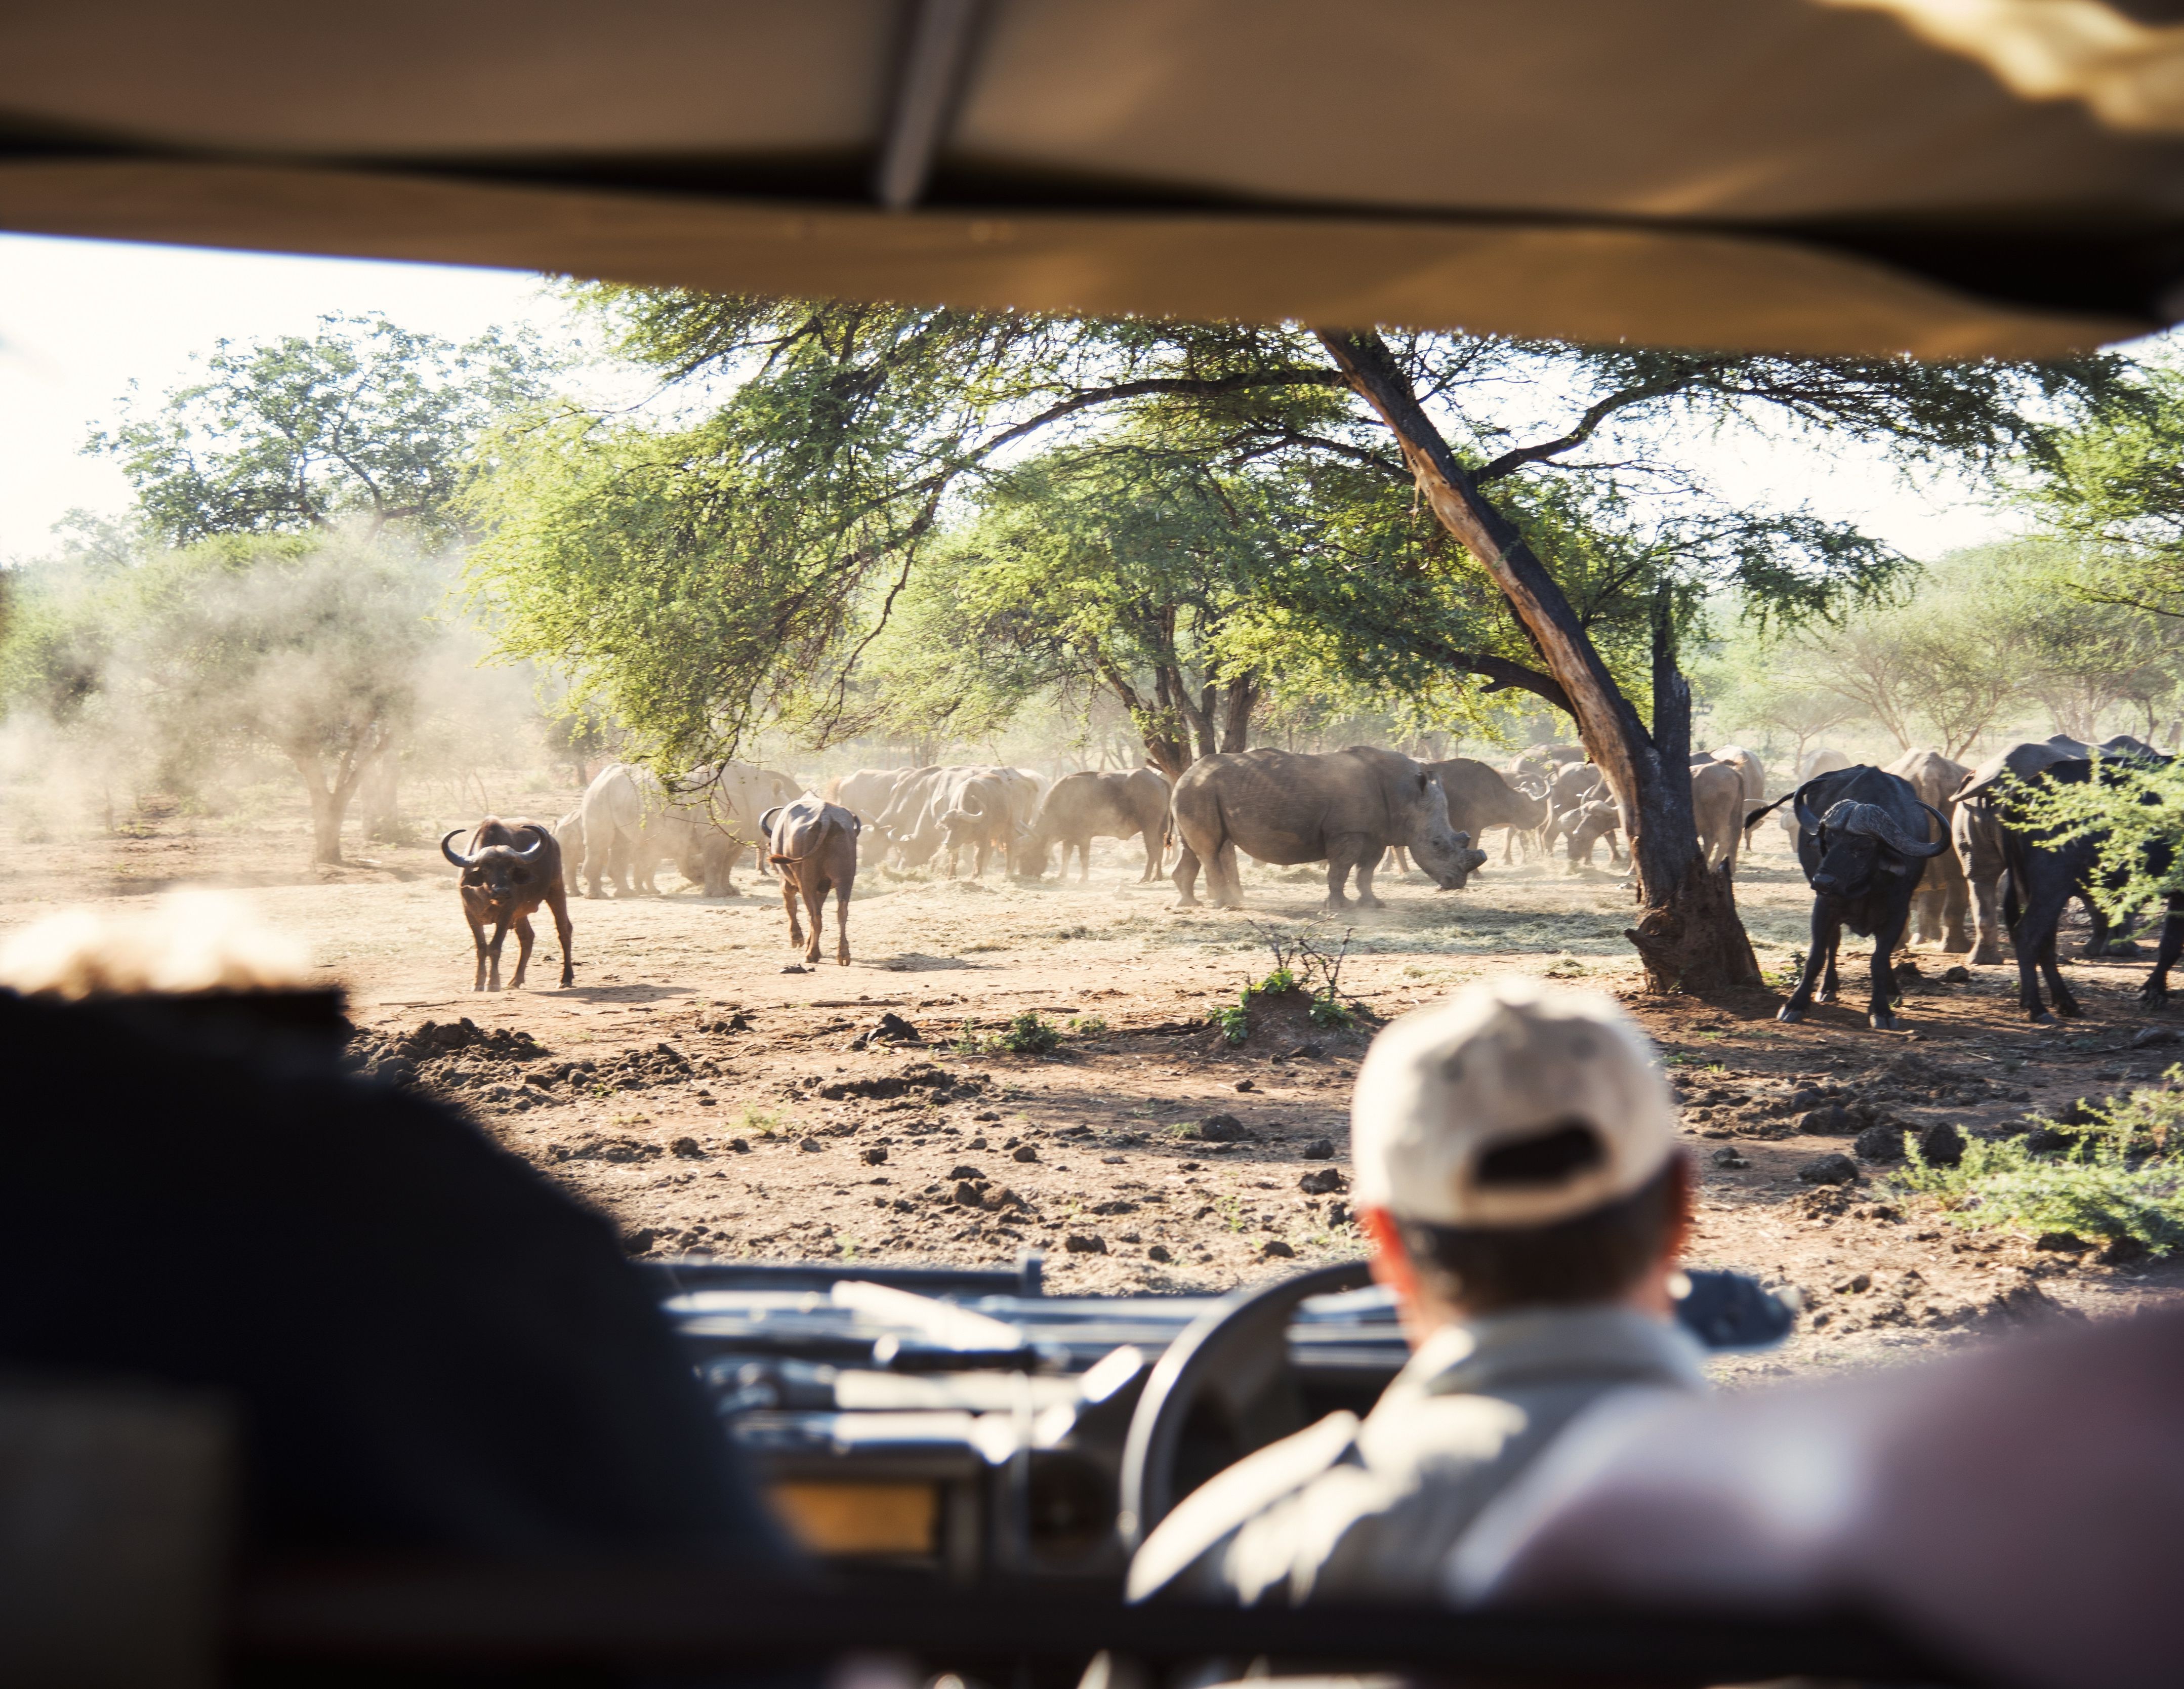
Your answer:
[1126,1305,1708,1606]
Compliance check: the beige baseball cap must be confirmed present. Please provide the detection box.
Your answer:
[1350,978,1676,1228]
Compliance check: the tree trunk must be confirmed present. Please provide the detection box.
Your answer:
[1218,676,1257,753]
[1317,329,1761,994]
[292,736,377,868]
[359,740,401,844]
[295,758,346,865]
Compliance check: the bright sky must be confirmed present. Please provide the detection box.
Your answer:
[0,230,2027,564]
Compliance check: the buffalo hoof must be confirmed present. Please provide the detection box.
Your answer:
[1777,1005,1804,1024]
[2141,985,2171,1008]
[2056,1000,2084,1019]
[1815,991,1837,1006]
[1869,1011,1901,1031]
[2030,1010,2058,1025]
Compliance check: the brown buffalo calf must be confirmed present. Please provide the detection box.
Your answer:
[442,817,575,991]
[760,798,859,967]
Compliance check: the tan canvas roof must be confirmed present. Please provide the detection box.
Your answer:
[2,0,2180,355]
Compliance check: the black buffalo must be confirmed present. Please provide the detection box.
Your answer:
[442,816,575,992]
[1770,765,1950,1031]
[1962,756,2182,1024]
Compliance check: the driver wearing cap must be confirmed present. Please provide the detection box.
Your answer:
[1127,978,1705,1605]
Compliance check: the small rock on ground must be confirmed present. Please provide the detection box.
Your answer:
[1797,1153,1860,1186]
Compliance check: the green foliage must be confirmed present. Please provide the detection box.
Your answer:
[93,314,551,547]
[2020,356,2184,622]
[951,1011,1066,1056]
[1703,541,2181,759]
[1067,1015,1110,1038]
[996,1011,1062,1056]
[1996,754,2184,918]
[472,290,2097,768]
[1891,1075,2184,1252]
[1210,999,1253,1046]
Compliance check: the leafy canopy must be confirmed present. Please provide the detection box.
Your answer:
[469,290,2120,765]
[95,313,552,547]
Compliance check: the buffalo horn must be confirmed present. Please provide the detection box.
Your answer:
[758,806,785,840]
[440,829,478,869]
[513,824,549,860]
[1835,800,1950,859]
[1902,801,1953,858]
[1792,780,1824,834]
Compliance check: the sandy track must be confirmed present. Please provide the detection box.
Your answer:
[6,774,2180,1382]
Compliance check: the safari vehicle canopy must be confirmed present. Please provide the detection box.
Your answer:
[2,0,2181,357]
[2,4,2173,1684]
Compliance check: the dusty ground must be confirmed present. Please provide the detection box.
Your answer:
[5,775,2180,1385]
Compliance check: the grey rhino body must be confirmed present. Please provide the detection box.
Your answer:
[1021,768,1172,881]
[1170,746,1486,911]
[1882,747,1971,954]
[1690,759,1748,877]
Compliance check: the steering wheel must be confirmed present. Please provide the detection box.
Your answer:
[1116,1259,1375,1552]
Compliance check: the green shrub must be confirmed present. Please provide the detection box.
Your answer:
[996,1011,1062,1056]
[1068,1014,1110,1038]
[1890,1070,2184,1254]
[1210,998,1252,1045]
[1308,995,1356,1029]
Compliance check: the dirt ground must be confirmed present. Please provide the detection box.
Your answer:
[6,775,2180,1387]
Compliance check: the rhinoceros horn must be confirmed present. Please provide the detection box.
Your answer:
[441,828,477,869]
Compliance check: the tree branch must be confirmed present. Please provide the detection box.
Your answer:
[1473,367,1720,484]
[967,369,1347,465]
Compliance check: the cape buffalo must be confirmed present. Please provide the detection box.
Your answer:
[443,818,574,992]
[938,772,1023,877]
[1953,740,2105,965]
[760,797,859,967]
[1700,745,1765,803]
[1020,768,1171,881]
[1958,755,2181,1023]
[1771,766,1949,1030]
[880,766,1036,873]
[1170,746,1486,911]
[1563,797,1624,869]
[823,768,912,833]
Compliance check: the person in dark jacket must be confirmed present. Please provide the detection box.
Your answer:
[0,894,795,1564]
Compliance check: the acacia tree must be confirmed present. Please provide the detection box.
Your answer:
[93,313,549,836]
[868,449,1270,779]
[95,314,550,546]
[474,297,2111,992]
[127,537,437,864]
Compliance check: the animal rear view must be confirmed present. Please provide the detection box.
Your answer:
[762,797,859,966]
[442,817,574,992]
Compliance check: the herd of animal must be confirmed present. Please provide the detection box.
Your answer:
[1750,733,2182,1030]
[432,733,2183,1033]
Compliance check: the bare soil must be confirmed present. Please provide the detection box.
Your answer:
[7,776,2180,1386]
